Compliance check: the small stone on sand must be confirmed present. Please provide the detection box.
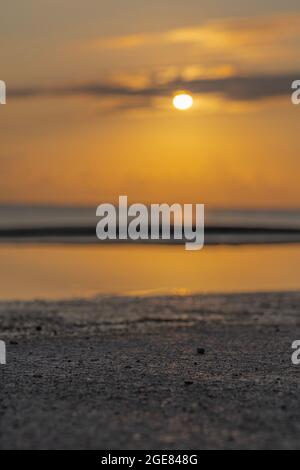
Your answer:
[197,348,205,355]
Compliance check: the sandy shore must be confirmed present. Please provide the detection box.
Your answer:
[1,291,300,449]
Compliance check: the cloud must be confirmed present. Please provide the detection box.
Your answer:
[8,73,297,107]
[88,13,300,51]
[7,12,300,112]
[84,13,300,76]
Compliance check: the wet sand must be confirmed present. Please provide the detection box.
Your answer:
[1,291,300,449]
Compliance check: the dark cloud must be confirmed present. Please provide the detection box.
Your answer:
[179,75,296,101]
[8,73,297,105]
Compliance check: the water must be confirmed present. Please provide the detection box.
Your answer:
[1,205,300,229]
[0,244,300,300]
[1,205,300,245]
[0,205,299,300]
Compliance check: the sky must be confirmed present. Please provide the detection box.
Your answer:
[1,0,300,208]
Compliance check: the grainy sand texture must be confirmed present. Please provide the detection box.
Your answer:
[0,292,300,449]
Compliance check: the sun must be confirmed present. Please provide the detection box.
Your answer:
[173,93,193,110]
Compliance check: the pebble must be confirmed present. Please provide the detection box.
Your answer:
[197,348,205,355]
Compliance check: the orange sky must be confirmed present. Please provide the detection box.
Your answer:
[1,2,300,208]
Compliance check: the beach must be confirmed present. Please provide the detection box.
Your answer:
[1,291,300,450]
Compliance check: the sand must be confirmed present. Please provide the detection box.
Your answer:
[0,291,300,449]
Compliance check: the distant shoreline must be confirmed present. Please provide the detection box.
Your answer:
[1,224,300,245]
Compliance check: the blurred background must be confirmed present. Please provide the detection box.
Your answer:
[1,0,300,299]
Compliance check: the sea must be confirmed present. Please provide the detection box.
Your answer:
[0,205,299,300]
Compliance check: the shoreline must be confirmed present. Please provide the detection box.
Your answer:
[1,225,300,246]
